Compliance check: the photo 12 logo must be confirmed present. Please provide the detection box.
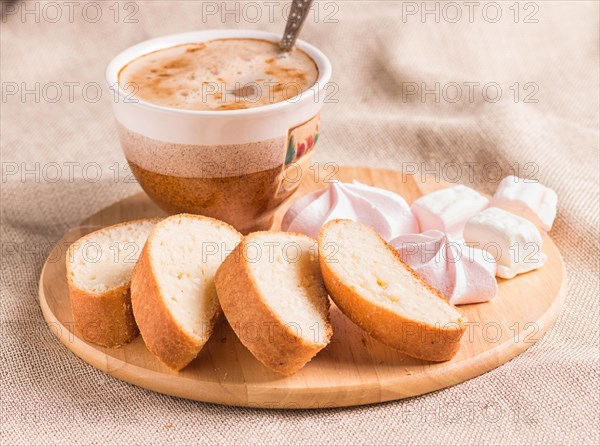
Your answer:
[199,1,339,24]
[1,1,139,24]
[2,81,105,104]
[401,1,540,24]
[401,81,539,104]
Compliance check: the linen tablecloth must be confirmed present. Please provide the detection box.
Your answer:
[1,1,598,444]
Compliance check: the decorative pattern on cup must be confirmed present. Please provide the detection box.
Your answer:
[285,114,320,165]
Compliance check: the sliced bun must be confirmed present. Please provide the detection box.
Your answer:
[318,219,465,362]
[66,218,159,347]
[215,231,332,376]
[131,214,241,370]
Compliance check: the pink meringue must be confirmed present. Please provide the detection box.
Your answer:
[464,207,546,279]
[281,181,418,240]
[491,175,557,232]
[410,185,489,238]
[390,230,498,305]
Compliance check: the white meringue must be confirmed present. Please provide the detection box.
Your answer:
[281,181,418,240]
[410,185,489,238]
[464,207,547,279]
[491,175,557,232]
[390,230,498,305]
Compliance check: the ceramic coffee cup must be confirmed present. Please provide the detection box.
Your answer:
[106,29,332,233]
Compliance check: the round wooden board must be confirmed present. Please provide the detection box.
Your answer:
[39,166,567,409]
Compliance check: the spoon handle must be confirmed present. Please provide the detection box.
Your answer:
[280,0,314,51]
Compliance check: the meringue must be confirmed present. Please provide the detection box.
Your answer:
[390,230,498,305]
[464,207,547,279]
[281,181,418,240]
[410,185,489,238]
[491,175,557,232]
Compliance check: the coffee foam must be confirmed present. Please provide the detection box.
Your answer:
[118,38,318,111]
[117,123,286,178]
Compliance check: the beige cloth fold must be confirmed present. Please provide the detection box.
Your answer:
[1,1,598,444]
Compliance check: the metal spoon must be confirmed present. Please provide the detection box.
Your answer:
[280,0,315,52]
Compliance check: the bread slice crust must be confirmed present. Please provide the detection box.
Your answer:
[66,218,160,348]
[318,219,466,362]
[130,214,241,371]
[215,232,332,376]
[68,282,138,348]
